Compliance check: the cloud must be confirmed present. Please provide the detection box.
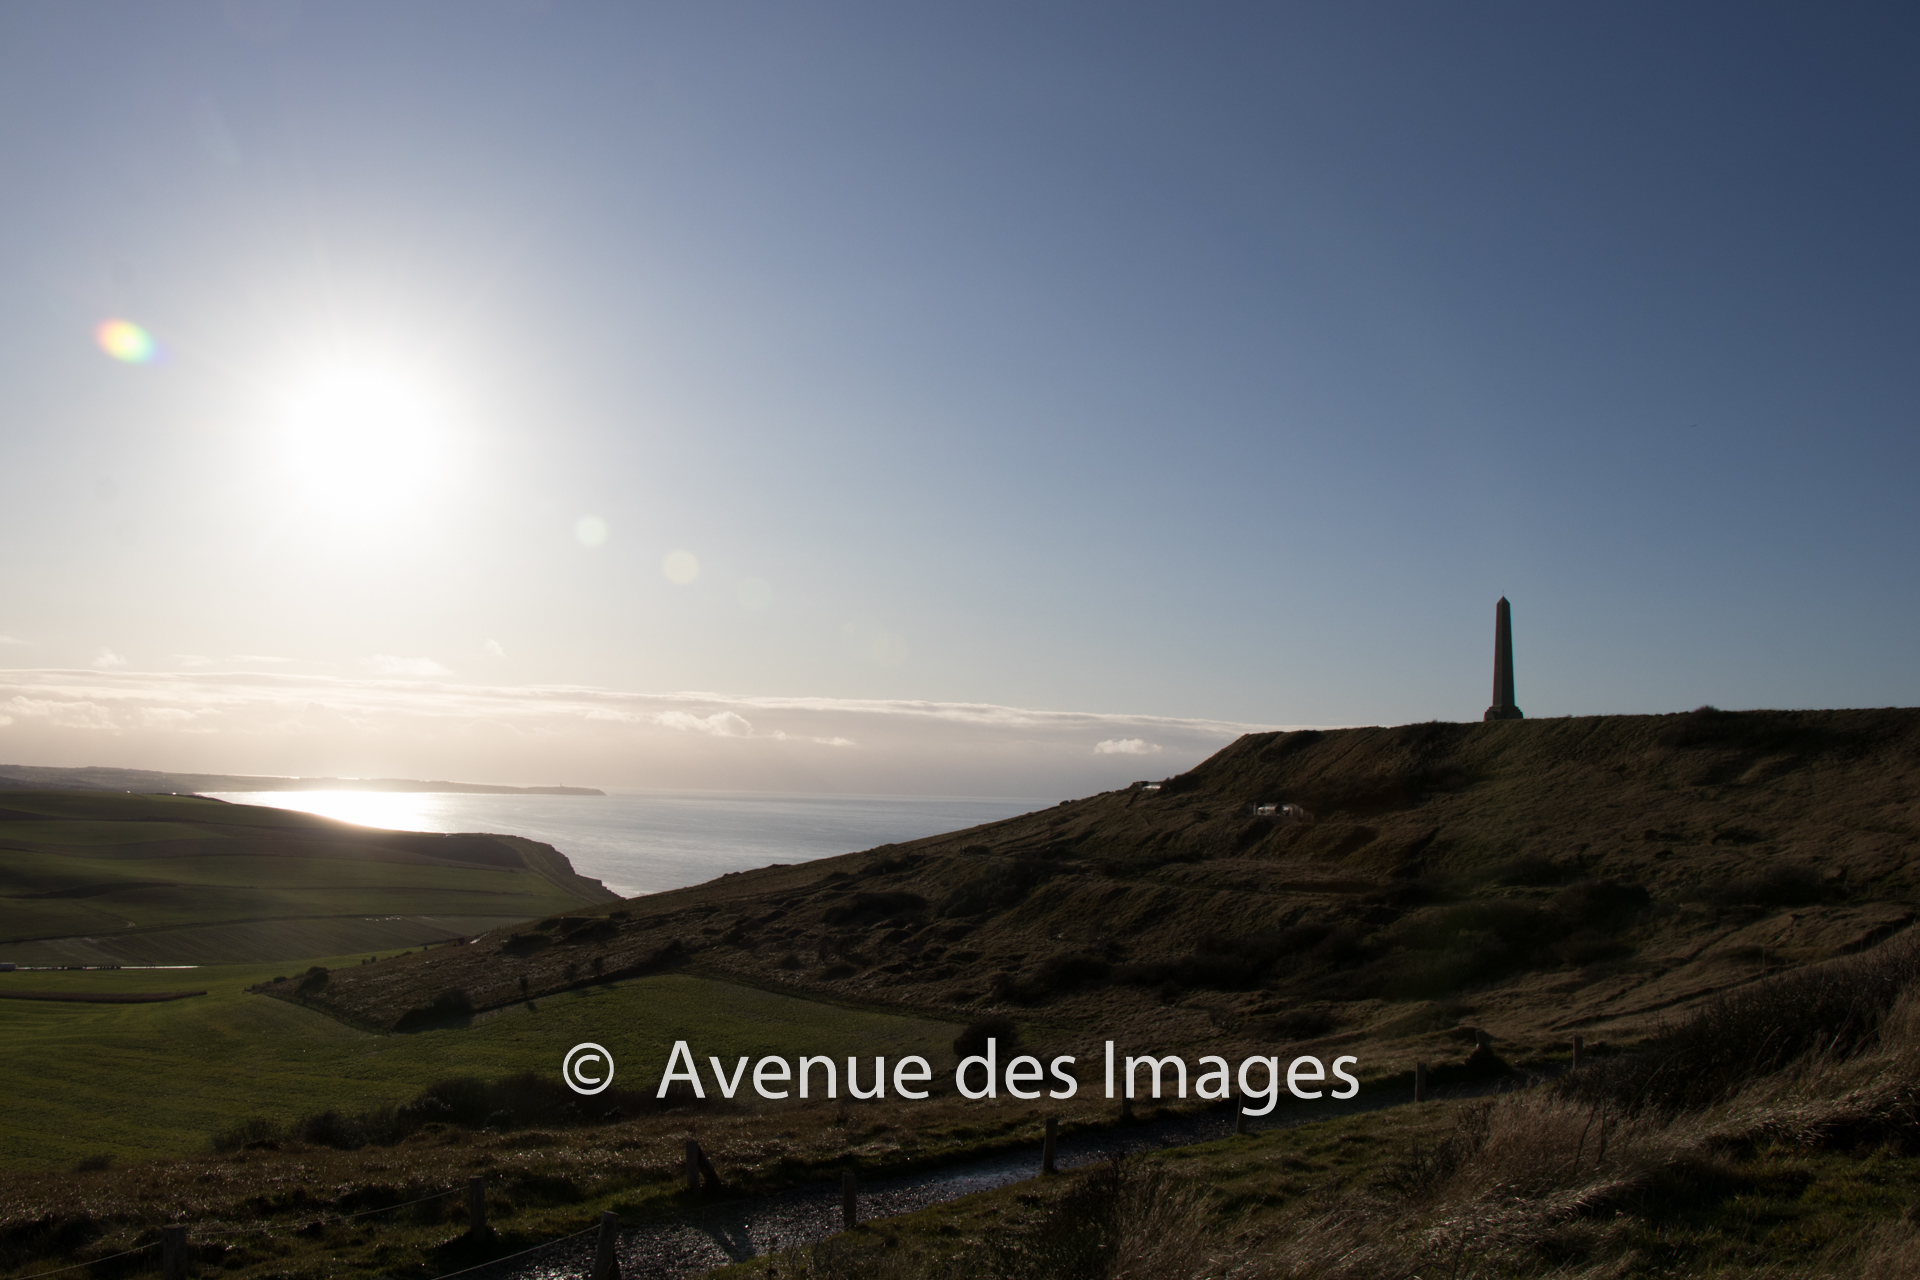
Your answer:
[0,667,1314,796]
[5,695,118,730]
[91,648,128,670]
[652,709,754,737]
[368,655,453,677]
[769,730,857,747]
[0,635,25,646]
[1094,738,1162,755]
[483,639,506,658]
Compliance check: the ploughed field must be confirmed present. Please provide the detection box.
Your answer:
[0,791,617,965]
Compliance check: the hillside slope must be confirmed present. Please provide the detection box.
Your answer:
[281,708,1920,1070]
[0,792,618,964]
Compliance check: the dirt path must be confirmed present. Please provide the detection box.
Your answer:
[463,1079,1471,1280]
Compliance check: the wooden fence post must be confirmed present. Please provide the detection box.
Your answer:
[591,1211,620,1280]
[1041,1116,1058,1175]
[684,1140,701,1193]
[466,1176,488,1236]
[1120,1094,1134,1122]
[842,1170,857,1230]
[1572,1034,1584,1070]
[1234,1094,1248,1135]
[695,1143,723,1190]
[162,1226,187,1280]
[1414,1061,1428,1103]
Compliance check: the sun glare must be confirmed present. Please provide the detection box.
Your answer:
[279,363,451,518]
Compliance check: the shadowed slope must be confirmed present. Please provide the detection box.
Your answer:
[286,708,1920,1071]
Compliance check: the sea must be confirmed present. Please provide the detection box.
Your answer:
[197,790,1052,898]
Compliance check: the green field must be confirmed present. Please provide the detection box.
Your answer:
[0,791,615,964]
[0,962,964,1170]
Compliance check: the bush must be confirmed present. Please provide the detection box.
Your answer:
[953,1016,1020,1060]
[209,1071,656,1153]
[210,1117,284,1153]
[392,988,475,1031]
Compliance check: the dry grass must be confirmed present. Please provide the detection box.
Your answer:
[734,943,1920,1280]
[0,1092,1115,1280]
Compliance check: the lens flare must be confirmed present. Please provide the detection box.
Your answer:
[663,549,700,584]
[95,319,157,364]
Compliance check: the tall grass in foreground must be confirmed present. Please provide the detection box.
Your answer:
[782,935,1920,1279]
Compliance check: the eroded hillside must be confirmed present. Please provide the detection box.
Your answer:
[279,708,1920,1071]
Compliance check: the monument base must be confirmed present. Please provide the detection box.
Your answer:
[1484,705,1524,722]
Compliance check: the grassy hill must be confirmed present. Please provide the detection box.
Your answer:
[7,709,1920,1279]
[287,707,1920,1072]
[0,791,617,964]
[0,961,963,1169]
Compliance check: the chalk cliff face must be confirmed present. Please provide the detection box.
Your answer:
[291,708,1920,1065]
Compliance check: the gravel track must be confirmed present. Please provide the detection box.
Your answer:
[455,1081,1466,1280]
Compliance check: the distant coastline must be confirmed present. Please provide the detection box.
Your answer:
[0,764,603,796]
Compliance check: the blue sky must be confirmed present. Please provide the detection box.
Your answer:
[1,3,1916,793]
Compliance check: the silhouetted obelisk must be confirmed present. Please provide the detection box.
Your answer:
[1484,597,1524,722]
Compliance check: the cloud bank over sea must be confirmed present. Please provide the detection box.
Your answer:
[0,669,1301,797]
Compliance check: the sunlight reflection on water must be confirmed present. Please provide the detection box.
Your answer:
[199,789,1047,898]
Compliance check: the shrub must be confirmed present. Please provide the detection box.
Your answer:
[1385,1102,1493,1197]
[210,1117,284,1153]
[953,1015,1020,1060]
[209,1071,656,1153]
[392,988,475,1031]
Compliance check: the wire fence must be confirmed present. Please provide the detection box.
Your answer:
[193,1187,464,1238]
[6,1243,158,1280]
[1,1097,1318,1280]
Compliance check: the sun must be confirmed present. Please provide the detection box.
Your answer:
[278,363,450,518]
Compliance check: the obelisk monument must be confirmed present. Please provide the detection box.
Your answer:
[1484,597,1524,721]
